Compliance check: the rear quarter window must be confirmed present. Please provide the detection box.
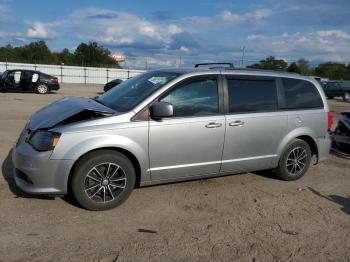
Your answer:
[282,78,323,109]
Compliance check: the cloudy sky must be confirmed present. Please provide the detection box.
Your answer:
[0,0,350,68]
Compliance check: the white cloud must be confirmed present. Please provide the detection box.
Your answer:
[26,22,57,39]
[184,8,273,30]
[221,9,272,23]
[246,30,350,62]
[315,30,350,39]
[70,8,186,50]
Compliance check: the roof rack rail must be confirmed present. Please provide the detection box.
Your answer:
[195,62,234,68]
[222,67,300,75]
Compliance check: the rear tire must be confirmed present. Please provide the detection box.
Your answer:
[275,139,312,181]
[35,84,48,94]
[71,150,136,211]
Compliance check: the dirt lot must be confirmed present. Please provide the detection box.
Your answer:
[0,84,349,262]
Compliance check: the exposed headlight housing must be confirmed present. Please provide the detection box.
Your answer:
[28,131,61,151]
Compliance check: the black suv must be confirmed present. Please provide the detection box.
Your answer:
[323,80,350,101]
[0,69,60,94]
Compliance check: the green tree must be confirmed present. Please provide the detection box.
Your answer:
[0,44,16,62]
[74,42,120,68]
[248,56,288,70]
[315,63,350,80]
[0,41,121,68]
[287,58,313,75]
[55,48,75,65]
[19,40,53,64]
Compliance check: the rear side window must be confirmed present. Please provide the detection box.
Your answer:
[282,78,323,109]
[227,78,278,113]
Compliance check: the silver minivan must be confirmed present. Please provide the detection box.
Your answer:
[12,65,332,210]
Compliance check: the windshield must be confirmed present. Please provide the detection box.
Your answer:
[97,71,180,112]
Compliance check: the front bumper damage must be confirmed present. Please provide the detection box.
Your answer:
[12,141,74,195]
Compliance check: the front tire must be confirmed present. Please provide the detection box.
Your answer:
[71,150,136,211]
[275,139,312,181]
[35,84,48,94]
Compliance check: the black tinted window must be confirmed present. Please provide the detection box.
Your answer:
[160,77,218,117]
[227,78,278,113]
[282,78,323,109]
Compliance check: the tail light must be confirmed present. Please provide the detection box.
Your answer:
[327,112,334,130]
[50,77,59,84]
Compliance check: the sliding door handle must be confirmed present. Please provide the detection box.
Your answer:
[229,121,244,127]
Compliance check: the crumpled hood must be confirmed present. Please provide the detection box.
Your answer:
[28,96,115,130]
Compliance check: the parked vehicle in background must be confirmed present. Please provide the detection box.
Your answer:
[331,111,350,156]
[12,64,332,210]
[104,78,123,92]
[0,69,60,94]
[322,80,350,101]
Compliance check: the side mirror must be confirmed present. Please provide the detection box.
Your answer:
[150,101,173,119]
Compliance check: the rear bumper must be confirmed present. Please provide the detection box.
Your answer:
[317,133,332,162]
[48,84,60,91]
[12,142,74,195]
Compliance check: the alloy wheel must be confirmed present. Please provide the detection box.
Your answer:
[286,147,307,176]
[37,84,48,94]
[84,162,127,203]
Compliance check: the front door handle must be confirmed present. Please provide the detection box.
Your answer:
[205,122,222,128]
[229,120,245,127]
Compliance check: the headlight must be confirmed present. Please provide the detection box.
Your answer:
[28,131,61,151]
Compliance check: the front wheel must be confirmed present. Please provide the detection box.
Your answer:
[275,139,312,181]
[71,150,136,211]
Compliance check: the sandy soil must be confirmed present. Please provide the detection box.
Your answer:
[0,85,349,262]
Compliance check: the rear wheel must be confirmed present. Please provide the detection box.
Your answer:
[71,150,136,211]
[35,84,48,94]
[275,139,312,181]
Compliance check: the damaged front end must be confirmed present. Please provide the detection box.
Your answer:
[331,111,350,157]
[27,96,115,131]
[12,96,117,195]
[18,96,115,152]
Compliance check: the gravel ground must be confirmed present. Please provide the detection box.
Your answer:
[0,84,349,262]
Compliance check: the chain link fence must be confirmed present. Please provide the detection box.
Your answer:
[0,62,146,84]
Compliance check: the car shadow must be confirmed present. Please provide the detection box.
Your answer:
[1,149,54,200]
[308,187,350,216]
[252,169,279,180]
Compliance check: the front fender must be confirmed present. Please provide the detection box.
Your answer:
[50,132,150,182]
